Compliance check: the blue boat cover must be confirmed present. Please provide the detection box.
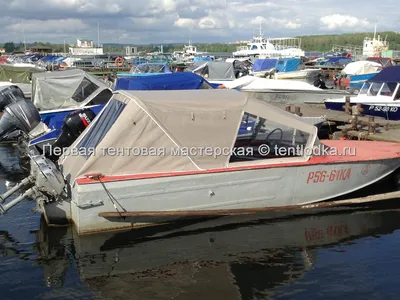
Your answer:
[275,58,301,72]
[193,56,213,62]
[252,59,278,72]
[114,72,214,90]
[368,66,400,83]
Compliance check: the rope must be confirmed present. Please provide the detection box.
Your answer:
[97,177,127,220]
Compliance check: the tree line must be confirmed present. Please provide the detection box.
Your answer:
[1,31,399,55]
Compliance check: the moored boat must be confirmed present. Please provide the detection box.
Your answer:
[1,89,400,235]
[324,66,400,120]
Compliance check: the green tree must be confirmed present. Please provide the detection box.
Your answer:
[4,42,16,53]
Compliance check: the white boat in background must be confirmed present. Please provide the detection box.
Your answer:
[220,76,352,103]
[274,68,321,79]
[2,89,400,234]
[233,25,305,58]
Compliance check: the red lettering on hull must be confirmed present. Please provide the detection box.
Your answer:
[306,168,351,184]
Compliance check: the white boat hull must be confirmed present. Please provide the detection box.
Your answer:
[243,89,352,104]
[43,157,400,234]
[274,69,321,80]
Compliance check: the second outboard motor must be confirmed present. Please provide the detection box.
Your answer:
[0,99,41,141]
[44,108,96,161]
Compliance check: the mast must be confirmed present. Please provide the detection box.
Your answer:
[22,20,26,51]
[97,23,100,47]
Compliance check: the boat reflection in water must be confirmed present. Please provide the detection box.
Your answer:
[0,143,29,185]
[36,205,400,299]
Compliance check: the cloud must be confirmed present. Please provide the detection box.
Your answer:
[0,0,396,43]
[320,14,371,30]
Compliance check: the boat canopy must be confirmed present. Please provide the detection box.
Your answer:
[114,73,213,91]
[252,59,278,72]
[130,62,172,74]
[0,64,45,83]
[60,89,318,182]
[32,69,112,110]
[275,58,301,72]
[184,61,236,80]
[342,61,382,75]
[367,66,400,83]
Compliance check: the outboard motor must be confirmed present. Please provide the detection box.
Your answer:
[0,99,41,141]
[0,85,26,112]
[44,108,96,161]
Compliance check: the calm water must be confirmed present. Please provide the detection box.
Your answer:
[2,144,400,300]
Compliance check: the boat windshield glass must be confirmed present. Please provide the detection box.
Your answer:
[379,83,398,97]
[71,78,99,103]
[367,82,383,96]
[230,112,311,162]
[394,86,400,100]
[75,99,126,159]
[359,82,371,94]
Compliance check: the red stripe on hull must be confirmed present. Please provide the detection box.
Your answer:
[76,140,400,184]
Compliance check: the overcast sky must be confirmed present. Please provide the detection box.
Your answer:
[0,0,398,44]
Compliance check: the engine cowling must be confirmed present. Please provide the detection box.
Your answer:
[44,108,96,161]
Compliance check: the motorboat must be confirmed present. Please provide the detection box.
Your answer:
[117,62,172,77]
[184,61,238,85]
[220,76,352,103]
[273,58,321,80]
[340,61,383,91]
[324,66,400,120]
[251,58,278,78]
[1,89,400,235]
[0,69,113,147]
[0,63,45,98]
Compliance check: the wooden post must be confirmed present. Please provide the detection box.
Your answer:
[294,106,303,116]
[368,116,376,134]
[285,105,291,112]
[350,116,358,130]
[342,96,351,114]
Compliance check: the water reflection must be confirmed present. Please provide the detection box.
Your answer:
[34,206,400,300]
[0,143,29,185]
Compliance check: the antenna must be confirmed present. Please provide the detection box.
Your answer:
[22,20,26,51]
[373,23,377,40]
[97,23,100,47]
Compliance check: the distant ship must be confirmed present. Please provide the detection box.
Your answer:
[233,25,305,58]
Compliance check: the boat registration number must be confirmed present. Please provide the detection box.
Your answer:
[306,168,351,184]
[368,105,398,112]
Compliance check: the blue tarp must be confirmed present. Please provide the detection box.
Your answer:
[252,59,278,72]
[368,66,400,83]
[114,72,214,90]
[276,58,301,72]
[193,56,213,62]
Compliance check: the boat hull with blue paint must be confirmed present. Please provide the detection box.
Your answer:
[325,100,400,120]
[349,73,376,90]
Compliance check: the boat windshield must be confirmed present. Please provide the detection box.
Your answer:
[379,82,398,97]
[367,82,383,96]
[359,82,371,94]
[231,112,313,162]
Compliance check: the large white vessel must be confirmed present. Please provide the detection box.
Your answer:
[233,26,305,58]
